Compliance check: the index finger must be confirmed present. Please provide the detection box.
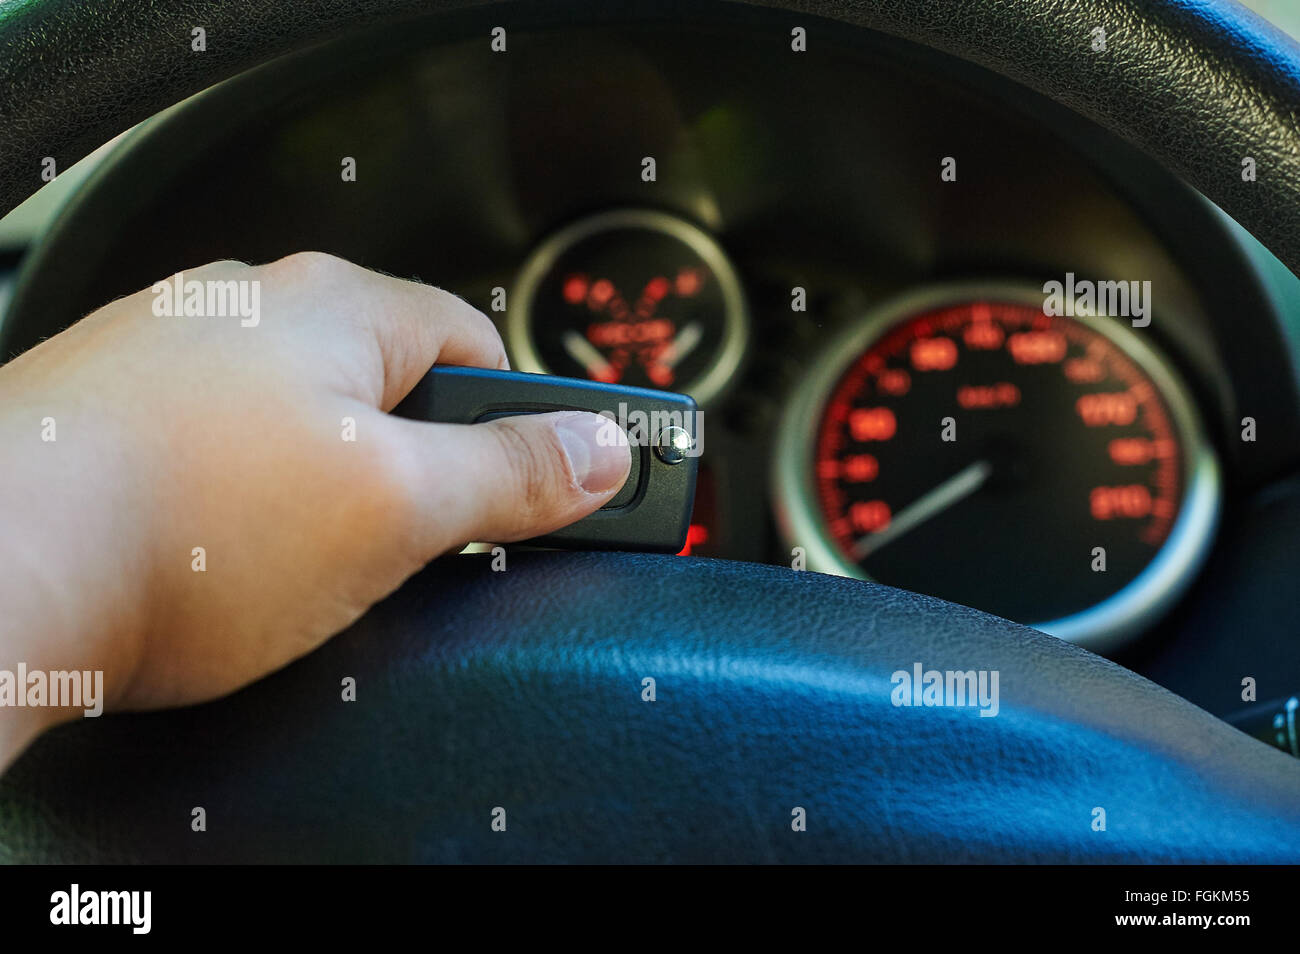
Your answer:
[261,251,508,410]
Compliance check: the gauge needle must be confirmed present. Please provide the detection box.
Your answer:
[851,459,993,561]
[562,330,616,380]
[662,321,703,368]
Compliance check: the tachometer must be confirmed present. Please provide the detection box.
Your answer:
[773,284,1220,650]
[507,209,748,405]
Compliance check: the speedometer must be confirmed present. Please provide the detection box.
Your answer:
[773,284,1221,650]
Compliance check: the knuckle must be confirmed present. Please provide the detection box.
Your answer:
[262,250,354,285]
[426,286,508,365]
[201,258,252,272]
[491,418,565,523]
[484,336,509,370]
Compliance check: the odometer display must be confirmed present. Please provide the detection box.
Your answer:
[776,287,1220,648]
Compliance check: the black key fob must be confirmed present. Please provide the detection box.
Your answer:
[393,366,700,552]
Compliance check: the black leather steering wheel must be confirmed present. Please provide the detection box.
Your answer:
[2,0,1299,863]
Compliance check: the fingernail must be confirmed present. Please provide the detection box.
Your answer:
[554,412,630,494]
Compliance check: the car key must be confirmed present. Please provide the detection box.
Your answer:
[393,365,700,552]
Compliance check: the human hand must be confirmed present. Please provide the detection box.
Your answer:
[0,252,629,762]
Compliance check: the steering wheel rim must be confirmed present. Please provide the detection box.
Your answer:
[5,550,1300,863]
[1,0,1299,272]
[2,0,1299,863]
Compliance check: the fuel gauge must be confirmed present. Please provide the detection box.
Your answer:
[507,209,749,405]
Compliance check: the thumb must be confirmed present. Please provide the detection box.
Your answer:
[395,410,632,550]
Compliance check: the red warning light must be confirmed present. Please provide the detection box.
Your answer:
[647,362,675,388]
[675,267,703,298]
[644,276,670,302]
[588,279,615,309]
[676,523,710,556]
[562,274,589,305]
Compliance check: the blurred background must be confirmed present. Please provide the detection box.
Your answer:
[1241,0,1300,37]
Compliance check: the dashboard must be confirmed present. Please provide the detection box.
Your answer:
[4,7,1300,715]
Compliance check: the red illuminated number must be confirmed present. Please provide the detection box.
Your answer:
[964,322,1003,350]
[1108,438,1175,465]
[843,454,879,482]
[910,338,958,371]
[877,369,911,395]
[1076,392,1137,426]
[849,408,897,441]
[1108,438,1153,465]
[1090,485,1152,519]
[850,500,891,533]
[956,382,1021,410]
[1064,358,1104,382]
[1008,331,1066,364]
[586,319,674,347]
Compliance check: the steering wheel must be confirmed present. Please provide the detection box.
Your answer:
[2,0,1299,863]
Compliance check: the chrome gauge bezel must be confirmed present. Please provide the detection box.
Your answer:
[506,208,750,408]
[771,282,1222,653]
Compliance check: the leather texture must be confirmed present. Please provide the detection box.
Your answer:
[3,0,1300,862]
[0,0,1299,271]
[3,551,1299,863]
